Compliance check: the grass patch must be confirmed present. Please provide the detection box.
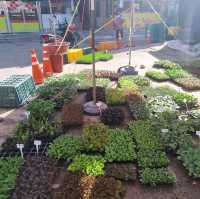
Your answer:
[12,22,39,32]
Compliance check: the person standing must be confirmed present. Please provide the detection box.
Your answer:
[113,13,124,41]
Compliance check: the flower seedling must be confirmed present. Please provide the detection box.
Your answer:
[34,140,42,155]
[16,143,24,158]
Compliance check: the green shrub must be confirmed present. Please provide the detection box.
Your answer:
[27,99,55,121]
[173,77,200,91]
[128,121,164,151]
[105,129,137,162]
[48,135,83,159]
[177,148,200,178]
[146,70,170,81]
[119,75,149,89]
[68,154,105,176]
[153,60,182,70]
[128,100,150,120]
[0,157,24,199]
[165,68,191,79]
[83,123,109,152]
[140,168,176,186]
[15,122,30,143]
[172,92,197,109]
[137,149,169,169]
[105,88,126,105]
[76,51,113,64]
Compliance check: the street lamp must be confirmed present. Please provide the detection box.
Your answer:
[83,0,107,115]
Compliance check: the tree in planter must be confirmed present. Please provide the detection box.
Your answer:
[100,107,125,125]
[83,123,109,152]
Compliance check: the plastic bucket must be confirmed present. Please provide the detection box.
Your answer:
[45,42,70,55]
[50,54,63,73]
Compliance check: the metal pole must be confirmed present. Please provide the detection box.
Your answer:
[91,0,96,104]
[128,0,134,67]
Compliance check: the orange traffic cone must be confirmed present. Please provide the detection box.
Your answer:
[31,49,43,85]
[42,44,53,77]
[146,30,152,45]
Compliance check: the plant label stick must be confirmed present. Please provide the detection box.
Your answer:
[25,111,30,119]
[34,140,42,155]
[196,131,200,145]
[16,144,24,158]
[161,129,169,133]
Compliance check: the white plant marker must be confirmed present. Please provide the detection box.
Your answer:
[196,131,200,145]
[161,129,169,134]
[25,111,30,119]
[16,144,24,158]
[34,140,42,155]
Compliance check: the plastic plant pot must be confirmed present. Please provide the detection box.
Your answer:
[46,42,69,55]
[50,54,64,73]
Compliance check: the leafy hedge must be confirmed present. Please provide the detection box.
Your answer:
[105,88,126,105]
[83,123,109,152]
[0,157,24,199]
[48,135,84,160]
[146,70,170,81]
[105,129,136,162]
[140,168,176,186]
[68,154,105,176]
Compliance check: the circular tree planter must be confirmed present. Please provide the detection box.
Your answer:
[84,101,108,116]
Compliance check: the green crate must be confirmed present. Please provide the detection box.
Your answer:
[0,75,36,108]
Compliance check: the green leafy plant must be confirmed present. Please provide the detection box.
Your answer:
[27,99,55,121]
[140,168,176,186]
[172,92,197,109]
[146,70,170,81]
[177,148,200,178]
[119,75,149,89]
[165,68,191,79]
[0,156,24,199]
[137,149,169,169]
[173,77,200,90]
[128,100,150,120]
[128,120,164,151]
[105,129,136,162]
[15,122,30,143]
[83,123,109,152]
[105,88,126,105]
[48,135,83,159]
[68,154,105,176]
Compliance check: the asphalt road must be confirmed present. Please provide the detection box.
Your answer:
[0,30,146,69]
